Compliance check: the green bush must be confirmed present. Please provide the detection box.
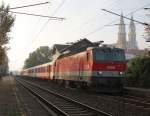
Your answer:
[126,56,150,88]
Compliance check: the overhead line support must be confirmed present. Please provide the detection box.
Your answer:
[102,9,149,26]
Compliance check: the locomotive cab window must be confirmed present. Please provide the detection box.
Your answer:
[94,48,106,61]
[94,48,125,61]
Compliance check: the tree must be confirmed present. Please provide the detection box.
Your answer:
[23,46,52,69]
[0,2,15,65]
[0,3,15,46]
[0,46,9,76]
[0,46,5,64]
[0,2,15,77]
[126,56,150,88]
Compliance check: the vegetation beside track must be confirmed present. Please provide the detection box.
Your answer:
[23,46,52,69]
[0,2,15,76]
[126,55,150,88]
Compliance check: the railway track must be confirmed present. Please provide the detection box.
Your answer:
[124,94,150,103]
[16,82,53,116]
[16,77,150,116]
[97,93,150,116]
[99,94,150,108]
[16,78,112,116]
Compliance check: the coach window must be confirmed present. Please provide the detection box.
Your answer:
[54,62,56,66]
[87,52,90,61]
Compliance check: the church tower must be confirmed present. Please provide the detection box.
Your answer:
[128,15,138,49]
[117,13,127,49]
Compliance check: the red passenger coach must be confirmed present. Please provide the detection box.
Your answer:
[22,62,53,80]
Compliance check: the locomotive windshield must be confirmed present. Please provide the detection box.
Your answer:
[93,48,125,61]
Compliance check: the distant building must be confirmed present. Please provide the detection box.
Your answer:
[116,13,138,50]
[51,38,99,60]
[114,13,149,59]
[116,13,127,49]
[51,44,69,60]
[125,49,149,59]
[127,15,138,49]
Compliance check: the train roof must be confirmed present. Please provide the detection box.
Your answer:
[94,46,124,50]
[23,61,53,71]
[59,46,124,59]
[87,46,124,50]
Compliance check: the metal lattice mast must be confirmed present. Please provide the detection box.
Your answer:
[144,8,150,42]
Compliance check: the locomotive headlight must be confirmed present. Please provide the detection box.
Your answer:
[98,71,103,74]
[119,72,123,75]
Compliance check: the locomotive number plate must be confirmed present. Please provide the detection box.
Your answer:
[107,66,115,70]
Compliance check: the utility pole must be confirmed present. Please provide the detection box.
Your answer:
[144,8,150,42]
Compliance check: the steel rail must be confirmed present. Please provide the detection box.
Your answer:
[16,79,69,116]
[99,94,150,108]
[17,78,112,116]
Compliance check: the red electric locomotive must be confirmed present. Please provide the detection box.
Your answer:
[22,46,126,93]
[54,46,126,92]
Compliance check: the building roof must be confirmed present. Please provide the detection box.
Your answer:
[61,38,94,52]
[54,44,69,52]
[51,38,103,59]
[52,44,69,54]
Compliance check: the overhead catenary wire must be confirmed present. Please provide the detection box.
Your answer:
[104,23,140,27]
[18,0,67,63]
[9,11,65,21]
[28,0,67,49]
[9,1,66,64]
[82,2,150,37]
[10,2,50,9]
[9,0,67,68]
[102,9,148,26]
[74,0,121,30]
[32,0,67,38]
[1,2,51,65]
[144,8,150,10]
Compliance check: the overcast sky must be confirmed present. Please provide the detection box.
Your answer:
[1,0,150,71]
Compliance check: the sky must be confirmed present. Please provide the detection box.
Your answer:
[1,0,150,71]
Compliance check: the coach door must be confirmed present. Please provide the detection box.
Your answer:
[79,60,83,80]
[47,65,50,80]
